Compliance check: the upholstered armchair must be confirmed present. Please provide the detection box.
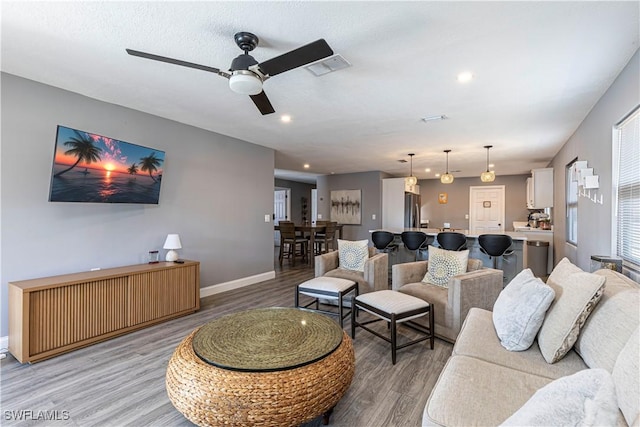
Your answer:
[315,247,388,294]
[392,259,503,342]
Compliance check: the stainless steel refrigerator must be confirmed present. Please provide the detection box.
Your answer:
[404,192,421,228]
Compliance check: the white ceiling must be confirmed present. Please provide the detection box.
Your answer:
[2,1,639,183]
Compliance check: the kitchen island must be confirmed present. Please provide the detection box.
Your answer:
[370,228,531,286]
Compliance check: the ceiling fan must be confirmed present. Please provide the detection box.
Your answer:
[126,32,334,115]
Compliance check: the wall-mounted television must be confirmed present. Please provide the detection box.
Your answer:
[49,126,165,204]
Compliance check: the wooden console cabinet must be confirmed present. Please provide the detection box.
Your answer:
[9,261,200,363]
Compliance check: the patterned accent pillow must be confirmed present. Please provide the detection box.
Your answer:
[537,258,606,364]
[422,246,469,288]
[338,239,369,272]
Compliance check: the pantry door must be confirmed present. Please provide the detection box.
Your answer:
[469,186,505,234]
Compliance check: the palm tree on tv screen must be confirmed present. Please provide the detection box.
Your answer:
[127,163,139,177]
[139,152,162,182]
[54,130,103,177]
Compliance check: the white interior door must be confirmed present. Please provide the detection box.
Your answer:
[469,185,505,234]
[311,189,318,224]
[274,189,289,246]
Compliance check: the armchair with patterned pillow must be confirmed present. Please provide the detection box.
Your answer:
[392,246,503,342]
[314,240,388,295]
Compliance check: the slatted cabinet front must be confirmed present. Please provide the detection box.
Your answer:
[9,261,200,363]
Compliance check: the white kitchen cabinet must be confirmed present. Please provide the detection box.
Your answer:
[527,168,553,208]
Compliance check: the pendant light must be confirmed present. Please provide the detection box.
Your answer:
[406,153,418,186]
[441,150,454,184]
[481,145,496,182]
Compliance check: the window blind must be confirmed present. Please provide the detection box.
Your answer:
[615,106,640,267]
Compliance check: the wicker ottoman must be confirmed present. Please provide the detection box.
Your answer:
[352,290,434,364]
[166,308,355,426]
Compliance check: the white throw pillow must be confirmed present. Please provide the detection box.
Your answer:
[537,258,606,364]
[422,246,469,288]
[493,269,555,351]
[338,239,369,272]
[500,369,618,427]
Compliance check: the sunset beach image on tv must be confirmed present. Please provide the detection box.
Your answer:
[49,126,165,204]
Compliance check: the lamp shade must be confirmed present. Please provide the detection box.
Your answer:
[163,234,182,250]
[229,71,263,95]
[406,175,418,186]
[481,171,496,182]
[480,145,495,182]
[441,150,454,184]
[440,173,454,184]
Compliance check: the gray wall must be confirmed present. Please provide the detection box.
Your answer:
[418,174,530,231]
[274,178,315,223]
[316,171,388,241]
[1,73,275,337]
[549,49,639,271]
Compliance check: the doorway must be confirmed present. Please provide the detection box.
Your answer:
[469,185,505,234]
[274,189,290,246]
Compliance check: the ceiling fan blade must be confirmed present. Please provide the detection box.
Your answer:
[126,49,222,74]
[249,91,275,115]
[257,39,333,77]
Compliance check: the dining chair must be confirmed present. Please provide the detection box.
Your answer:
[279,222,308,266]
[315,222,337,255]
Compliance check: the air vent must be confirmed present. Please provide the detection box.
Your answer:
[304,54,351,76]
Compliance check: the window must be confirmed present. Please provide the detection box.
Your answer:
[566,158,579,245]
[613,105,640,269]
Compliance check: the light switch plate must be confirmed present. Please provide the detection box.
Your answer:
[372,214,376,220]
[317,214,323,219]
[264,214,271,222]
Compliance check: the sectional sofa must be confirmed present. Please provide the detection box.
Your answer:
[422,262,639,426]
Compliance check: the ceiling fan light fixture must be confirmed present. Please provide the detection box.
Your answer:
[406,153,418,186]
[229,70,263,95]
[481,145,496,182]
[441,150,454,184]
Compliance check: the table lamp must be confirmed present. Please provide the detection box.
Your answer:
[163,234,182,261]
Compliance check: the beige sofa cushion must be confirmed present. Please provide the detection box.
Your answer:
[612,325,640,426]
[423,355,552,426]
[454,308,587,380]
[537,258,605,363]
[575,269,640,372]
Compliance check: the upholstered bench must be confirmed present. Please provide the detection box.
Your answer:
[351,290,434,364]
[295,277,358,328]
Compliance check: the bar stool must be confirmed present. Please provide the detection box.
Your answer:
[436,232,467,251]
[401,231,427,261]
[478,234,514,269]
[372,231,398,254]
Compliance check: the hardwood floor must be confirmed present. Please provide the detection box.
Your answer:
[1,254,453,427]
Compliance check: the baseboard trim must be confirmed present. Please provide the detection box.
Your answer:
[200,271,276,298]
[0,336,8,352]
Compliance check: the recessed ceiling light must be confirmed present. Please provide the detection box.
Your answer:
[281,115,291,123]
[303,164,310,169]
[435,173,441,177]
[424,168,431,172]
[457,71,474,83]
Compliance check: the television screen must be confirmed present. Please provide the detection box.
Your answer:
[49,126,165,204]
